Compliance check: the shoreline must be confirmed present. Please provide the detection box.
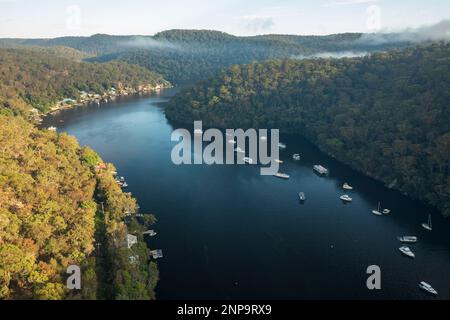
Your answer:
[35,83,173,125]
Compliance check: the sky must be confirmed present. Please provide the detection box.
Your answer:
[0,0,449,38]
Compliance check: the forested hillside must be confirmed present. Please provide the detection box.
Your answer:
[0,48,163,300]
[1,30,411,84]
[166,43,450,217]
[0,48,169,115]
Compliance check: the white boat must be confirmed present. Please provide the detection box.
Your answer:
[399,246,415,258]
[299,192,306,202]
[293,154,301,161]
[274,173,290,180]
[234,147,245,154]
[398,236,418,243]
[419,282,438,296]
[228,139,237,145]
[313,165,329,175]
[121,182,129,188]
[343,183,353,190]
[275,159,283,164]
[340,195,352,202]
[243,157,254,164]
[260,136,267,141]
[422,214,432,231]
[278,142,287,149]
[383,209,391,215]
[372,202,382,216]
[47,126,57,131]
[194,129,203,135]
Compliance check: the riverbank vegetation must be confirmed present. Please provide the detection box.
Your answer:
[0,48,170,117]
[0,47,163,299]
[166,43,450,217]
[0,116,159,299]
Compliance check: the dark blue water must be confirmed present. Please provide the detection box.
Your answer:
[43,90,450,300]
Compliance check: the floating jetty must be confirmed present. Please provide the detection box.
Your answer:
[150,250,163,259]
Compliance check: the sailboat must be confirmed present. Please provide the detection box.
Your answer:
[422,214,432,231]
[372,202,382,216]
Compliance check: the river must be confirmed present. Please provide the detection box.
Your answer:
[42,89,450,300]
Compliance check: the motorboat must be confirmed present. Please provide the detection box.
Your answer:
[419,282,438,296]
[340,195,352,202]
[399,246,415,258]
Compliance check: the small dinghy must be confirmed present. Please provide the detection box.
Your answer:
[343,183,353,190]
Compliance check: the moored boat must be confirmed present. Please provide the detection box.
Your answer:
[274,173,290,180]
[278,142,287,149]
[419,282,438,296]
[243,157,253,164]
[372,201,382,216]
[299,192,306,202]
[399,246,415,258]
[313,165,329,175]
[343,183,353,190]
[422,214,432,231]
[398,236,418,243]
[293,154,301,161]
[340,195,352,202]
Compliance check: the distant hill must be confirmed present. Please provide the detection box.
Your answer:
[0,48,169,115]
[0,30,414,84]
[166,43,450,217]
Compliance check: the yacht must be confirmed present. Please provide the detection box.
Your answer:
[234,147,245,154]
[47,126,57,131]
[372,202,382,216]
[422,214,432,231]
[121,182,129,189]
[228,139,237,145]
[274,173,290,180]
[343,183,353,190]
[383,209,391,215]
[293,154,301,161]
[278,142,287,149]
[398,236,418,243]
[399,246,415,258]
[194,128,203,135]
[299,192,306,202]
[313,165,329,175]
[340,195,352,202]
[419,282,438,296]
[260,136,267,141]
[243,157,253,164]
[275,159,283,164]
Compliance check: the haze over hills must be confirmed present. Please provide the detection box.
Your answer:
[166,42,450,217]
[0,29,418,84]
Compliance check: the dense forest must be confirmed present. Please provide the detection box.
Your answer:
[166,43,450,217]
[1,30,411,84]
[0,48,164,299]
[0,48,169,114]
